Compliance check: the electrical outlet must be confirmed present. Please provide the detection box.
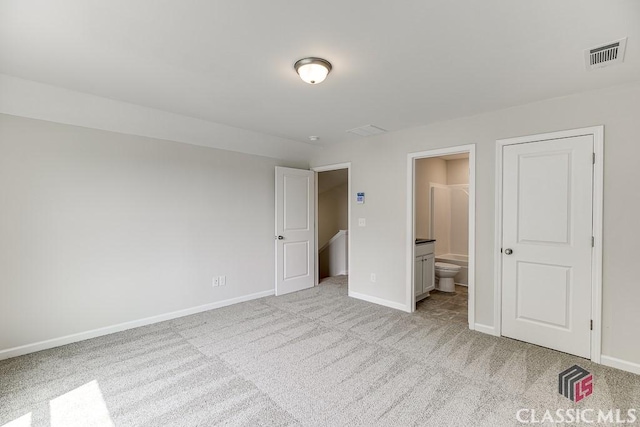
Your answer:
[358,218,366,227]
[212,276,219,287]
[219,275,226,286]
[370,273,376,283]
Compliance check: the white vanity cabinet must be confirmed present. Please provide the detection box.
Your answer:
[415,241,435,301]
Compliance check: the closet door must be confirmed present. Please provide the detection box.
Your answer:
[501,135,593,358]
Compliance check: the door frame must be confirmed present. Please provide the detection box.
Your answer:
[493,126,604,362]
[406,144,476,328]
[311,162,351,290]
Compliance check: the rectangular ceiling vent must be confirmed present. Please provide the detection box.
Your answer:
[585,37,627,70]
[346,124,388,137]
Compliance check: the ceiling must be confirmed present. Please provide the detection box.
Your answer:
[1,1,639,148]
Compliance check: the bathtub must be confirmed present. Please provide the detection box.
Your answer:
[435,254,469,286]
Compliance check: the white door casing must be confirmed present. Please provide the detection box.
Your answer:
[275,167,315,296]
[406,144,476,325]
[501,135,594,358]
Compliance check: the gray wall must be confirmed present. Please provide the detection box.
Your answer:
[0,114,305,352]
[310,81,640,365]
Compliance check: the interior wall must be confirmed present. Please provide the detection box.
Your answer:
[446,158,469,185]
[0,113,306,353]
[414,157,446,239]
[318,182,348,248]
[431,186,451,256]
[448,187,469,256]
[415,157,469,255]
[448,158,469,256]
[310,81,640,365]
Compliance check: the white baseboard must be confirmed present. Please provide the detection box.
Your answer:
[0,289,275,361]
[600,355,640,376]
[474,323,499,336]
[348,291,409,312]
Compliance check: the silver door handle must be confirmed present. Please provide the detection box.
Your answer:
[504,248,513,255]
[276,235,284,240]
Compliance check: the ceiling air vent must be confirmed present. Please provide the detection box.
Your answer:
[585,38,627,70]
[346,124,387,137]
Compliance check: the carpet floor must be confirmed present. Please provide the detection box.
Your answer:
[1,276,639,426]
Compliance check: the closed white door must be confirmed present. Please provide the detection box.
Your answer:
[275,167,315,296]
[501,135,593,358]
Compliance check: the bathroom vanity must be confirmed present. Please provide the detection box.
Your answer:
[415,239,436,301]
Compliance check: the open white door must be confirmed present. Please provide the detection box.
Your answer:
[501,135,593,358]
[275,167,315,296]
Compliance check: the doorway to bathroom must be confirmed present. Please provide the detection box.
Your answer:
[406,145,476,329]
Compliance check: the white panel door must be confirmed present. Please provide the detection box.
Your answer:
[275,167,315,296]
[501,135,593,358]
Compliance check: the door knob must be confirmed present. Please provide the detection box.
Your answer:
[504,248,513,255]
[277,235,284,240]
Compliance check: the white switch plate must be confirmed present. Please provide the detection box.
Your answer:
[358,218,366,227]
[212,277,219,287]
[219,275,226,286]
[370,273,376,283]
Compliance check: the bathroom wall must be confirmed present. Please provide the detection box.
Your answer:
[449,186,469,255]
[415,157,446,239]
[448,158,469,255]
[431,186,451,255]
[416,157,469,255]
[447,158,469,185]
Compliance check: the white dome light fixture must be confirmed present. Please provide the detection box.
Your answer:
[294,57,332,84]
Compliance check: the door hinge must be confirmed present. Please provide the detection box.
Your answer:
[590,320,593,330]
[592,236,595,247]
[593,153,596,164]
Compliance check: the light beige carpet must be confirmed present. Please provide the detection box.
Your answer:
[1,276,639,426]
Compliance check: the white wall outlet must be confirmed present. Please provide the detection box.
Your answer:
[212,276,219,287]
[219,275,226,286]
[370,273,376,283]
[358,218,366,227]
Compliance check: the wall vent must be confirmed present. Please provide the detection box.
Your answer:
[346,124,387,137]
[585,38,627,70]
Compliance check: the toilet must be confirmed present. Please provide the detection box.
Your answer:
[434,262,461,293]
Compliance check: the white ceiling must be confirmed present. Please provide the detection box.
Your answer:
[1,1,639,148]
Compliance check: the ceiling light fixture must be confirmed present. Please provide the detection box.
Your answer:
[294,57,332,84]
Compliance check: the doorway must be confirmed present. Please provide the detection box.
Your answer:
[406,145,476,328]
[312,163,351,290]
[495,127,604,361]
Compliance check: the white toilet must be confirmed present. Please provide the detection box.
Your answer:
[434,262,461,293]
